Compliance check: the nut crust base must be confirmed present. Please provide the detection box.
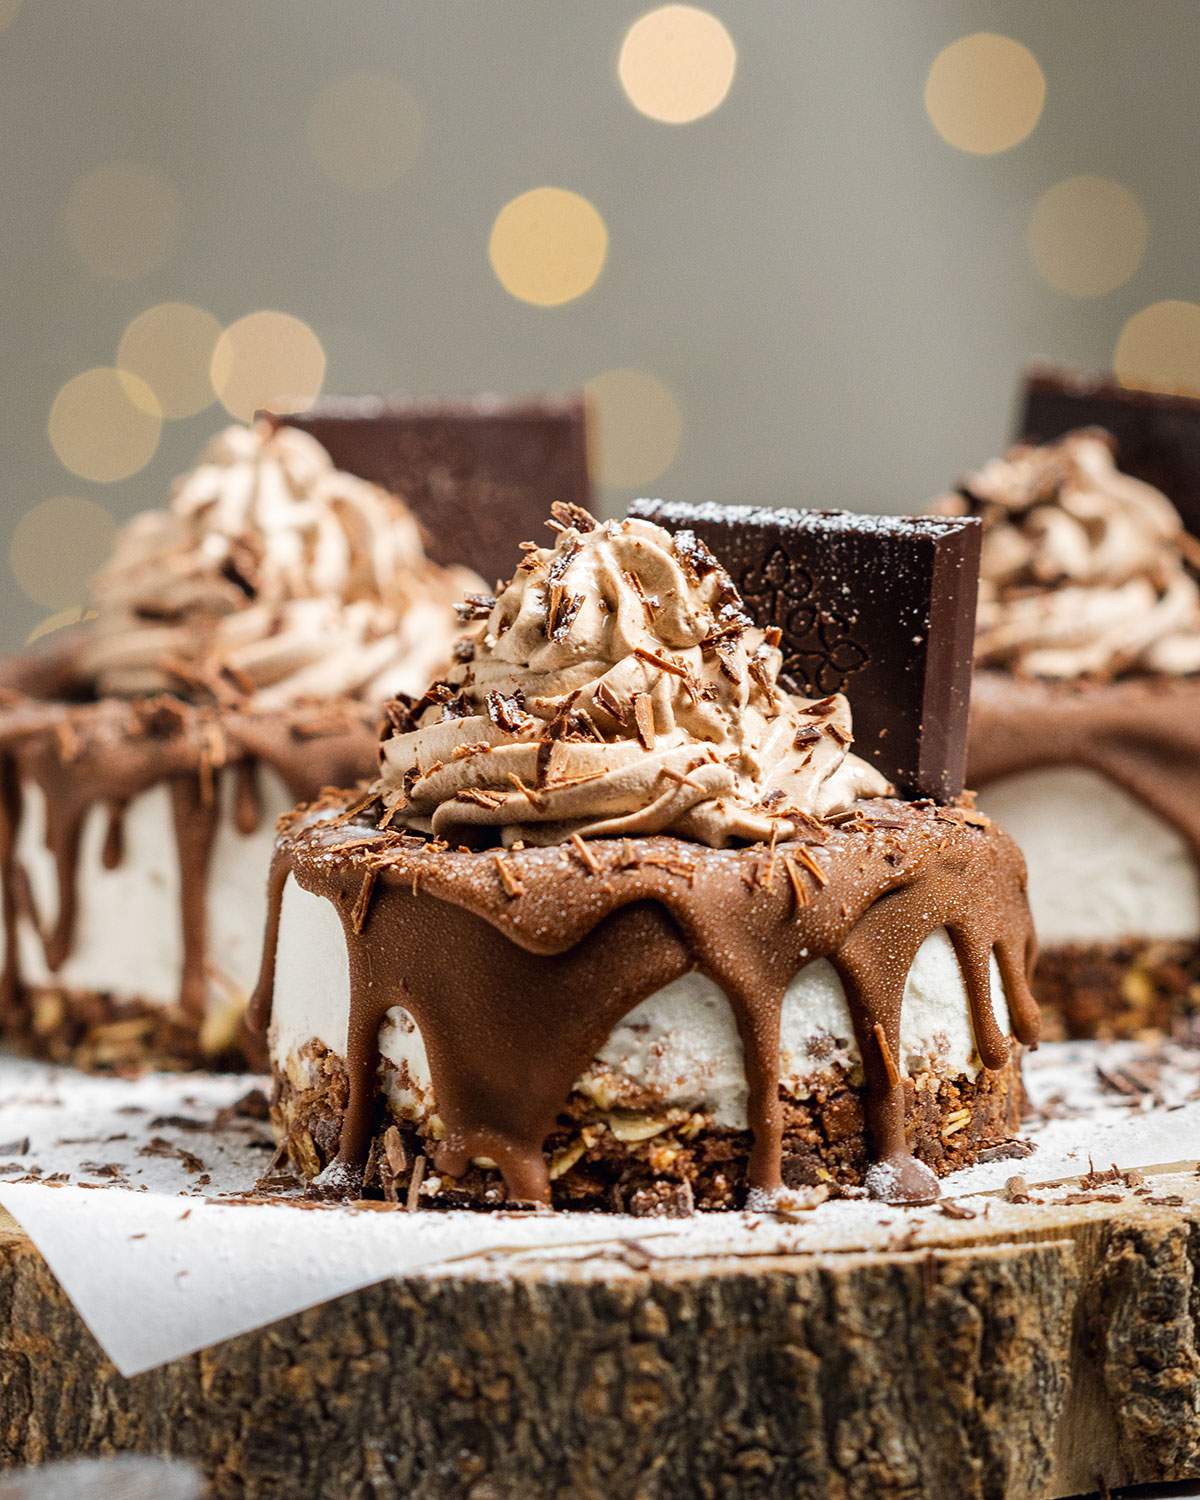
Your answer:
[271,1040,1027,1213]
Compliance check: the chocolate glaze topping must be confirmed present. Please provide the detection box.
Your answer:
[969,670,1200,865]
[250,797,1039,1206]
[0,693,376,1032]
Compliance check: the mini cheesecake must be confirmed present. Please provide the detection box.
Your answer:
[252,506,1038,1212]
[935,429,1200,1038]
[0,422,477,1070]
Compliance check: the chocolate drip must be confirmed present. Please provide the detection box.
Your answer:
[0,695,378,1034]
[101,801,126,871]
[233,760,262,837]
[969,672,1200,863]
[251,799,1039,1205]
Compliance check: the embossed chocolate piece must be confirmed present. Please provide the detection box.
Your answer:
[629,500,982,801]
[1020,366,1200,536]
[265,394,591,583]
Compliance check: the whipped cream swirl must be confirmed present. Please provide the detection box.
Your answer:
[935,431,1200,679]
[82,422,479,708]
[376,507,890,847]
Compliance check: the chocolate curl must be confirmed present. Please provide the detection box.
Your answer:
[1020,365,1200,537]
[262,394,591,584]
[630,500,982,802]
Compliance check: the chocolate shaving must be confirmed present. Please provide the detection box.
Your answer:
[455,592,497,623]
[633,693,656,751]
[550,500,598,533]
[493,853,525,898]
[485,689,532,736]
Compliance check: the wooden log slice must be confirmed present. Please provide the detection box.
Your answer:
[3,1173,1200,1499]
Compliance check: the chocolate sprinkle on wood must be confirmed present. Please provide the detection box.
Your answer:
[630,499,982,800]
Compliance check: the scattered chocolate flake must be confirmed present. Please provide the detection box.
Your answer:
[486,688,533,736]
[137,1136,206,1174]
[975,1139,1035,1164]
[406,1153,427,1211]
[455,592,497,623]
[493,853,525,898]
[939,1199,977,1220]
[546,583,585,642]
[633,646,689,680]
[872,1024,900,1089]
[671,528,720,584]
[0,1137,30,1156]
[350,868,378,934]
[1005,1175,1033,1204]
[550,500,598,533]
[569,833,601,875]
[782,854,811,912]
[633,693,656,751]
[792,845,828,888]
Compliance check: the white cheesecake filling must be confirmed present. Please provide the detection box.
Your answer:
[270,874,1013,1131]
[15,768,295,1014]
[976,767,1200,948]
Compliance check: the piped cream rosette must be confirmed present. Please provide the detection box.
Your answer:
[936,431,1200,679]
[83,422,478,707]
[377,508,889,848]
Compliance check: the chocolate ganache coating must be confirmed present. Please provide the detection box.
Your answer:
[0,421,480,1060]
[935,429,1200,852]
[252,506,1039,1206]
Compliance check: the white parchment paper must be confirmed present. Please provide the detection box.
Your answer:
[2,1039,1199,1377]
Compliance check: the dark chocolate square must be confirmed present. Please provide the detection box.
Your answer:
[1019,366,1200,536]
[265,394,591,585]
[630,500,981,801]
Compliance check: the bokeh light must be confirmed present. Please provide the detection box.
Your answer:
[0,1,23,33]
[117,302,222,419]
[307,71,423,192]
[488,188,608,307]
[48,368,162,482]
[618,5,736,125]
[26,606,97,647]
[585,368,682,488]
[11,497,116,609]
[1028,177,1147,299]
[924,34,1045,155]
[209,311,327,422]
[1114,301,1200,393]
[62,163,181,280]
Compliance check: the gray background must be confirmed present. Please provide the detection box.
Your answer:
[2,0,1198,645]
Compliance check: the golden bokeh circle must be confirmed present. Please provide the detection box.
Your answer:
[0,0,23,33]
[117,302,222,420]
[1114,301,1200,394]
[585,369,682,488]
[11,498,117,610]
[209,311,327,422]
[488,188,608,307]
[26,606,97,647]
[48,368,162,483]
[62,163,182,280]
[307,71,423,192]
[924,33,1045,155]
[618,5,737,125]
[1028,177,1148,299]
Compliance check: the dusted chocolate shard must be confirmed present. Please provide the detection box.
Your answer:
[264,394,591,584]
[629,500,982,801]
[1019,366,1200,536]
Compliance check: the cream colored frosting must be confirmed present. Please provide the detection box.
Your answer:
[376,507,890,846]
[82,422,479,708]
[935,430,1200,679]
